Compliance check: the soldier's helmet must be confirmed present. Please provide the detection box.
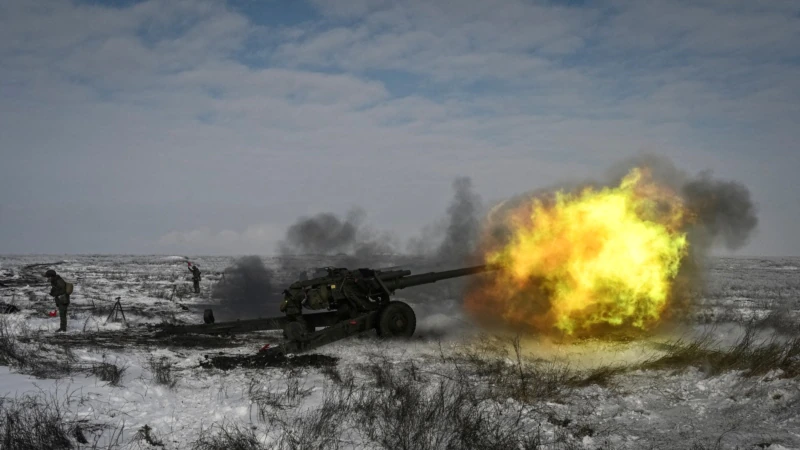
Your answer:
[44,269,57,278]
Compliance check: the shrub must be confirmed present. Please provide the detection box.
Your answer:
[642,324,800,378]
[91,358,127,387]
[0,393,73,449]
[148,356,178,389]
[193,423,265,450]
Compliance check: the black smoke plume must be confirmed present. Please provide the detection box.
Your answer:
[407,176,484,268]
[435,177,483,265]
[280,210,361,255]
[278,208,396,268]
[682,171,758,251]
[211,256,282,319]
[400,177,485,324]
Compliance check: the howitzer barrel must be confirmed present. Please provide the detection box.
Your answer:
[292,268,412,289]
[387,264,494,290]
[377,269,412,280]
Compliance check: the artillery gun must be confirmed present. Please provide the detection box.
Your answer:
[158,264,495,354]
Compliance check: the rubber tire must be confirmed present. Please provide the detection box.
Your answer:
[376,301,416,338]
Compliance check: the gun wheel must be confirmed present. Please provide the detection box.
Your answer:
[377,301,416,338]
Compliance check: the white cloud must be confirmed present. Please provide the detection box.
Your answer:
[602,0,800,56]
[307,0,391,19]
[0,0,798,256]
[277,0,598,77]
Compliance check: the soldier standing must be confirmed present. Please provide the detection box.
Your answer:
[188,262,202,294]
[45,269,70,332]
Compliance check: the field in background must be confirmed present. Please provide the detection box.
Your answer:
[0,255,799,450]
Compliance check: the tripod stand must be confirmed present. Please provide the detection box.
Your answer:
[105,296,127,324]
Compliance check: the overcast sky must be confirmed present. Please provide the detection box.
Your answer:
[1,0,798,256]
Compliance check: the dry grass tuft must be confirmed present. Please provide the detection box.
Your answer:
[642,324,800,378]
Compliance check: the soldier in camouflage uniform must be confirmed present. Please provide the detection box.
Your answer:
[45,269,69,332]
[188,263,202,294]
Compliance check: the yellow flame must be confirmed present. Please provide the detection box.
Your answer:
[467,168,689,337]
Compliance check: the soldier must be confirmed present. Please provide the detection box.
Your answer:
[45,269,70,332]
[279,289,297,314]
[188,262,201,294]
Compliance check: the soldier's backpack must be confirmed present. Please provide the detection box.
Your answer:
[65,282,74,295]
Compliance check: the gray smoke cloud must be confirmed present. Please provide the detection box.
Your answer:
[275,177,484,270]
[400,177,485,323]
[279,209,361,255]
[435,177,483,265]
[407,176,484,268]
[211,255,282,319]
[681,171,758,251]
[278,208,397,268]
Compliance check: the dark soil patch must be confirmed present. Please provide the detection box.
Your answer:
[45,329,251,350]
[0,302,20,314]
[160,333,247,349]
[200,352,338,370]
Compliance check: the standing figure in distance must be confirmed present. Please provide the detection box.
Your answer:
[45,269,70,332]
[188,262,202,294]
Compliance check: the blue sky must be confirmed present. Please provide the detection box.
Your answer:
[1,0,798,256]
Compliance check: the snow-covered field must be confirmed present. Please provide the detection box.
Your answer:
[1,255,799,450]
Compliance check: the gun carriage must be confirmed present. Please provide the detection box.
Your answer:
[157,264,495,354]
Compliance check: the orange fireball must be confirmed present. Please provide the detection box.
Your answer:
[466,168,690,337]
